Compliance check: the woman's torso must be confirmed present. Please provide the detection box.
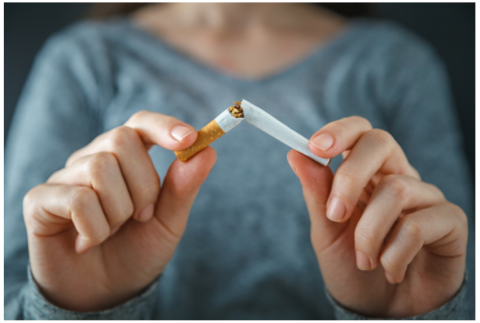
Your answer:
[86,18,390,319]
[8,14,469,318]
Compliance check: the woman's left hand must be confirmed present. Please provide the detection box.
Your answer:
[287,116,468,318]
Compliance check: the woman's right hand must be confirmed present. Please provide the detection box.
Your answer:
[23,111,216,312]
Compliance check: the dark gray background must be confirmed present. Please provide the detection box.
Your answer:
[3,3,475,316]
[5,3,474,176]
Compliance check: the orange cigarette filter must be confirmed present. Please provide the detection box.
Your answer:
[174,120,226,162]
[174,102,244,162]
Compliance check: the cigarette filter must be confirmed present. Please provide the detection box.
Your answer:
[174,103,244,162]
[241,100,331,166]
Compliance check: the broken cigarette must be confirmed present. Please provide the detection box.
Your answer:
[174,100,331,166]
[174,102,244,162]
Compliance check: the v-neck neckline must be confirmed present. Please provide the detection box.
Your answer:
[121,17,364,86]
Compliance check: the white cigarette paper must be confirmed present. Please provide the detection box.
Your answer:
[214,109,244,132]
[241,99,331,166]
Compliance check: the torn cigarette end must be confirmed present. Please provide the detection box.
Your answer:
[228,101,244,118]
[174,119,226,162]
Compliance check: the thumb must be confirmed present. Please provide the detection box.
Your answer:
[154,146,216,241]
[287,150,347,252]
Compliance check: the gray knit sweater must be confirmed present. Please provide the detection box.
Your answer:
[5,17,473,319]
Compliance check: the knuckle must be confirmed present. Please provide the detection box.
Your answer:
[87,152,117,178]
[22,186,42,224]
[138,174,161,201]
[335,168,357,189]
[163,177,193,202]
[164,182,184,201]
[66,150,81,167]
[448,202,468,230]
[325,116,372,137]
[129,110,150,123]
[69,187,97,213]
[427,183,445,200]
[310,229,319,248]
[108,126,138,150]
[380,175,409,200]
[354,225,376,253]
[328,118,352,134]
[332,168,359,205]
[457,210,469,231]
[350,116,372,129]
[408,166,421,180]
[332,168,360,202]
[324,118,349,135]
[327,119,343,130]
[369,129,394,147]
[400,217,422,241]
[47,169,62,183]
[23,187,37,211]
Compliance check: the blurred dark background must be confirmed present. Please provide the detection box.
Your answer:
[5,3,474,176]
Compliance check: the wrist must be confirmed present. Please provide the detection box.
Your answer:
[24,264,160,319]
[325,272,468,319]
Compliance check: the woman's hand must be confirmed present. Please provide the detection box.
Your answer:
[23,111,216,312]
[287,116,467,318]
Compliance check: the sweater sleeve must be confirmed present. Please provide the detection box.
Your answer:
[326,274,468,319]
[23,265,159,320]
[4,23,157,320]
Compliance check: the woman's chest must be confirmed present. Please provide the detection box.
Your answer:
[100,57,387,176]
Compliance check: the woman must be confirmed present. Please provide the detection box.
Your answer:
[5,3,472,319]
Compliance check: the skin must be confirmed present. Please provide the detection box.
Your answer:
[23,3,467,317]
[288,117,467,317]
[25,112,216,311]
[132,3,347,80]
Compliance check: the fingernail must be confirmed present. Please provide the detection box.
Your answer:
[311,133,334,151]
[385,272,397,284]
[172,125,194,142]
[137,204,154,222]
[326,197,346,222]
[356,250,371,271]
[76,235,90,254]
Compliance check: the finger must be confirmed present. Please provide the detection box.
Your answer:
[309,116,372,158]
[68,112,197,165]
[287,150,342,253]
[67,126,161,221]
[354,175,446,271]
[48,152,134,230]
[124,110,197,150]
[380,203,468,284]
[153,146,216,242]
[326,129,419,223]
[23,184,110,253]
